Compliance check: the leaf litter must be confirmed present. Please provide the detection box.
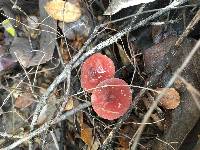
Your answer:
[0,0,200,149]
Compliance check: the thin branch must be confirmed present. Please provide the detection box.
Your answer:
[175,9,200,46]
[50,130,59,150]
[0,132,23,139]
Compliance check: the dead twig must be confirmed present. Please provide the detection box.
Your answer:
[50,130,59,150]
[0,132,23,139]
[175,9,200,47]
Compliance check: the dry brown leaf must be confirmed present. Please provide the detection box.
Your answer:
[81,124,93,147]
[78,113,98,149]
[44,0,81,23]
[15,93,35,109]
[77,111,84,126]
[72,36,85,50]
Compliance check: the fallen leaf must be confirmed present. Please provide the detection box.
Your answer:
[60,40,71,63]
[104,0,156,15]
[39,0,57,67]
[37,93,61,125]
[9,35,56,68]
[9,37,45,68]
[15,93,35,109]
[78,113,90,142]
[65,97,74,111]
[118,125,136,149]
[0,110,28,134]
[77,112,100,149]
[143,36,177,74]
[81,124,93,147]
[44,0,81,23]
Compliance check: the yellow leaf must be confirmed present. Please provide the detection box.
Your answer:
[44,0,81,23]
[65,97,74,110]
[2,19,16,37]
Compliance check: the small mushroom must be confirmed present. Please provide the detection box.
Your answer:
[156,88,180,109]
[81,53,115,92]
[91,78,132,120]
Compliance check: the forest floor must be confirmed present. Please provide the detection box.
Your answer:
[0,0,200,150]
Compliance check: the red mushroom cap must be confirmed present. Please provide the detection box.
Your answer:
[81,53,115,92]
[91,78,132,120]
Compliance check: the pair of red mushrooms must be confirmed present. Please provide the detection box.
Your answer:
[81,53,132,120]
